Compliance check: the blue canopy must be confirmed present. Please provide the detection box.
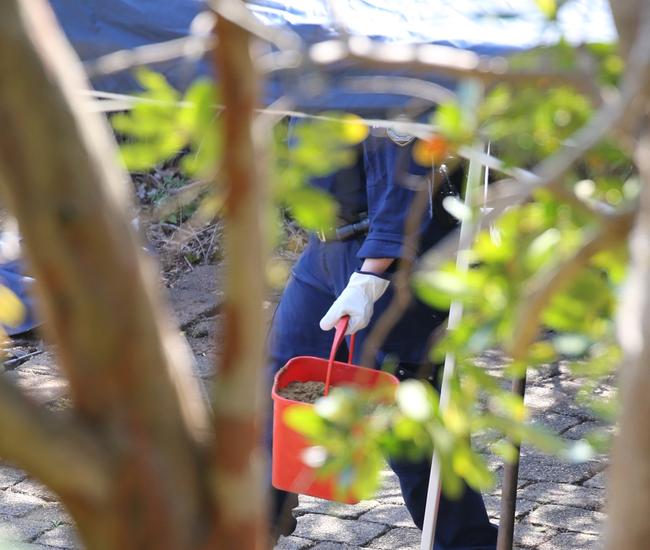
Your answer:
[51,0,616,112]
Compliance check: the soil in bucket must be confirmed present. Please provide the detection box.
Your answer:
[277,381,326,404]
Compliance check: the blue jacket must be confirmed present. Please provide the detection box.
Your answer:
[311,132,458,260]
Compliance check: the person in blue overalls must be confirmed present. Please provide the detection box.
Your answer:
[268,125,498,549]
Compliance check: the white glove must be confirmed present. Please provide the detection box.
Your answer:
[320,272,390,335]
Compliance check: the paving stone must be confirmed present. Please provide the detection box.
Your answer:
[0,491,47,518]
[373,471,403,502]
[527,505,605,535]
[530,412,582,435]
[523,386,596,420]
[358,504,416,527]
[512,521,557,547]
[12,351,58,376]
[310,544,370,550]
[275,534,314,549]
[0,516,53,542]
[517,482,604,511]
[315,544,378,550]
[22,504,72,525]
[3,371,68,404]
[517,451,601,484]
[293,514,387,546]
[538,531,600,549]
[168,264,222,329]
[584,471,607,489]
[1,544,55,550]
[366,526,421,549]
[0,467,27,490]
[296,496,379,519]
[12,479,56,502]
[563,421,614,441]
[35,524,80,549]
[483,496,536,520]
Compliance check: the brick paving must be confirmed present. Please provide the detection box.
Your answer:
[0,265,609,549]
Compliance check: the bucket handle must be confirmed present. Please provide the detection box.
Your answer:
[324,316,356,396]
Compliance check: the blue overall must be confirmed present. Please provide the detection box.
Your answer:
[268,133,497,549]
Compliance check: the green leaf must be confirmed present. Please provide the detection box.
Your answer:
[0,285,25,327]
[491,440,519,463]
[525,228,561,271]
[433,102,469,143]
[553,334,591,357]
[396,380,434,421]
[284,187,338,231]
[283,406,326,439]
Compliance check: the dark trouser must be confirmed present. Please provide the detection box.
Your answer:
[266,236,497,549]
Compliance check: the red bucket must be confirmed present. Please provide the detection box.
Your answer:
[271,316,399,503]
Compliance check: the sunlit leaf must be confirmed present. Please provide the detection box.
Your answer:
[284,187,338,231]
[340,114,369,144]
[284,406,326,438]
[396,380,434,422]
[0,285,25,327]
[553,333,591,357]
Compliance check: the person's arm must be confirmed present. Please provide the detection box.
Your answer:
[320,135,430,334]
[360,257,394,275]
[356,134,429,261]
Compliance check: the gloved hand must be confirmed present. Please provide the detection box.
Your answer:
[319,272,390,335]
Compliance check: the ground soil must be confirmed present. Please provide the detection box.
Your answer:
[277,381,326,404]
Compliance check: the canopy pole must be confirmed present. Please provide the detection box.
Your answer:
[420,141,485,550]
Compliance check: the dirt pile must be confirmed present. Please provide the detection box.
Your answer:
[277,381,326,404]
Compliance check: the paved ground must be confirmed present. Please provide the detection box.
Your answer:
[0,265,609,549]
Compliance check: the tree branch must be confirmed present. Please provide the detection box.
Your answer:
[0,2,210,542]
[310,37,596,93]
[84,35,215,78]
[0,377,110,503]
[206,8,269,548]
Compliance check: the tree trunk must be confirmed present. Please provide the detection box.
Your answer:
[605,128,650,549]
[206,12,270,550]
[0,0,252,550]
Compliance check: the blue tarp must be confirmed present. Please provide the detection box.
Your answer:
[51,0,616,112]
[2,1,617,336]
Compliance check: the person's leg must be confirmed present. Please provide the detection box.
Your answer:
[356,295,497,549]
[391,458,497,550]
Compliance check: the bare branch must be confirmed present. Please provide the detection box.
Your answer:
[310,37,595,92]
[84,35,215,78]
[509,209,636,361]
[208,0,302,51]
[0,377,109,503]
[340,76,456,105]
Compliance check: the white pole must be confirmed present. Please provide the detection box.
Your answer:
[420,143,485,550]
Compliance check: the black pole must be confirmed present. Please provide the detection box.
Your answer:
[496,373,527,550]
